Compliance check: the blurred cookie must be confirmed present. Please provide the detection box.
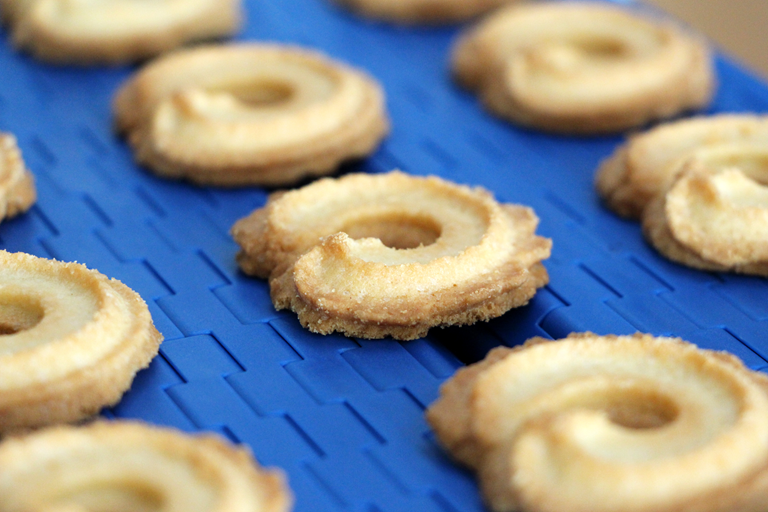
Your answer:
[114,43,389,187]
[0,133,35,224]
[452,2,714,134]
[330,0,518,25]
[0,421,292,512]
[1,0,242,64]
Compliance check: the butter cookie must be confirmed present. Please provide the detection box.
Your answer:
[452,2,714,134]
[0,421,292,512]
[642,157,768,276]
[114,44,389,187]
[231,171,551,340]
[0,133,35,224]
[1,0,242,64]
[0,251,162,433]
[427,332,768,512]
[596,114,768,218]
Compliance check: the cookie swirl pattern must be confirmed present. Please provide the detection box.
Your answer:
[642,159,768,276]
[114,44,389,187]
[232,171,551,340]
[0,0,242,64]
[0,133,35,224]
[427,333,768,512]
[451,2,714,134]
[596,114,768,218]
[0,251,162,433]
[594,115,768,274]
[0,421,292,512]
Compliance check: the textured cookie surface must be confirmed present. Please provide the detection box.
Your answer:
[0,251,163,433]
[427,333,768,512]
[232,171,551,340]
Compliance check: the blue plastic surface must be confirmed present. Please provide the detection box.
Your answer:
[1,1,768,511]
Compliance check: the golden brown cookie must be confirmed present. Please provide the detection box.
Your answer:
[0,133,35,224]
[0,251,163,434]
[231,171,551,340]
[451,2,714,134]
[596,114,768,219]
[1,0,242,64]
[114,43,389,187]
[0,421,292,512]
[642,161,768,276]
[330,0,518,25]
[427,332,768,512]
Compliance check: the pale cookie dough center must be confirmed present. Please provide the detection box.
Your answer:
[0,276,99,355]
[340,212,442,249]
[0,294,44,336]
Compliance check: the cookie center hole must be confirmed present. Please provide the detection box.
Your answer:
[341,213,442,249]
[605,390,679,429]
[215,80,295,107]
[578,38,627,58]
[51,484,164,512]
[0,297,44,335]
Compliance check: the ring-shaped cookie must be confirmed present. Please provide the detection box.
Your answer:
[231,171,551,340]
[1,0,242,64]
[596,114,768,218]
[0,251,162,433]
[427,333,768,512]
[642,148,768,276]
[329,0,517,25]
[114,43,389,187]
[0,421,292,512]
[0,133,35,224]
[451,2,714,134]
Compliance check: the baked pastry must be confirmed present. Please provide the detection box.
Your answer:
[427,332,768,512]
[329,0,517,25]
[0,421,292,512]
[231,171,551,340]
[451,2,714,134]
[0,250,162,434]
[642,162,768,276]
[0,133,35,224]
[114,43,389,187]
[596,114,768,218]
[0,0,242,64]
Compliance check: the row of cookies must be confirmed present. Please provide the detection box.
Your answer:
[0,2,300,510]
